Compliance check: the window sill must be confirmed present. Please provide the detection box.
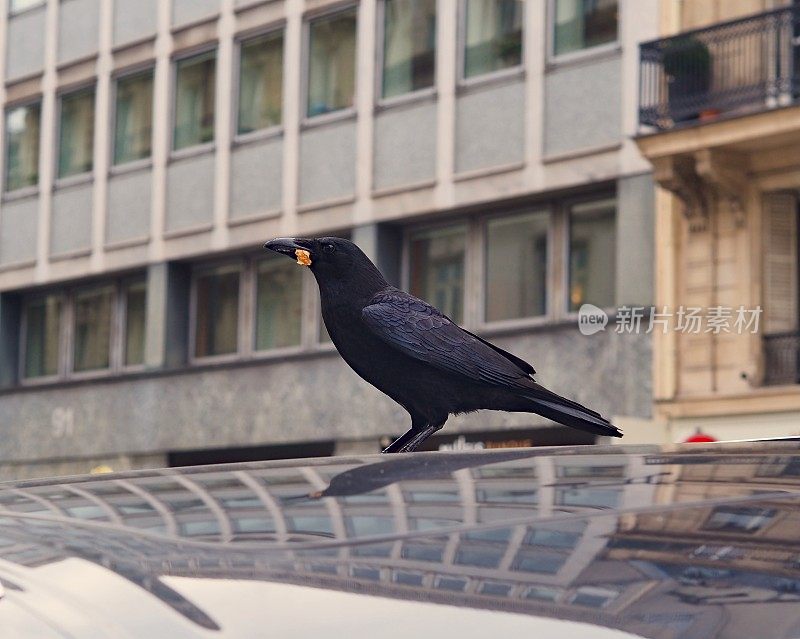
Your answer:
[53,173,93,191]
[545,43,621,73]
[163,223,214,240]
[104,235,150,252]
[297,194,355,214]
[49,248,92,263]
[170,13,221,37]
[7,2,45,20]
[169,142,216,163]
[0,258,36,274]
[2,185,39,202]
[372,178,436,199]
[453,160,525,183]
[300,107,357,131]
[457,66,525,95]
[109,158,153,177]
[375,87,437,113]
[232,125,283,148]
[227,209,282,227]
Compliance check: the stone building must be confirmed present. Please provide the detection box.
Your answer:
[0,0,656,478]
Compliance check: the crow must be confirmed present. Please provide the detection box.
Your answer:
[264,237,622,453]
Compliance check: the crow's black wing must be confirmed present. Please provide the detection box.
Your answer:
[361,290,534,388]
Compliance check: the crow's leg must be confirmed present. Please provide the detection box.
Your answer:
[397,418,447,453]
[382,414,438,454]
[382,428,420,453]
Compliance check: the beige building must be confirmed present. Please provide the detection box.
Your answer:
[0,0,657,479]
[636,0,800,442]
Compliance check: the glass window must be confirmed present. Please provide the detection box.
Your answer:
[23,295,61,378]
[485,212,548,322]
[58,88,95,179]
[307,9,357,117]
[9,0,44,14]
[238,32,283,134]
[4,102,40,191]
[409,225,466,324]
[73,286,113,372]
[124,280,146,366]
[703,506,776,533]
[553,0,618,57]
[464,0,523,78]
[194,266,240,358]
[568,197,616,311]
[113,70,153,165]
[382,0,436,99]
[255,257,302,351]
[174,51,216,151]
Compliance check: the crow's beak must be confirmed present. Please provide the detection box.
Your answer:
[264,237,313,266]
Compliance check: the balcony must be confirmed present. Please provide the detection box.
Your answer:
[764,332,800,386]
[639,6,800,130]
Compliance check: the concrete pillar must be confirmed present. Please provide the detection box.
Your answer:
[0,292,21,388]
[144,262,190,370]
[351,223,402,287]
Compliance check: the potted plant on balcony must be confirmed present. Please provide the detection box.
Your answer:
[662,35,713,123]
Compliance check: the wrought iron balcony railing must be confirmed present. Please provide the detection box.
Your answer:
[763,331,800,386]
[639,6,800,130]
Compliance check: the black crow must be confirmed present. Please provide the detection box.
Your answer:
[264,237,622,453]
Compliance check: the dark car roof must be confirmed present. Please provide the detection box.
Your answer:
[1,441,800,638]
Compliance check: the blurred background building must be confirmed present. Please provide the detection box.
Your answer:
[636,0,800,443]
[0,0,658,479]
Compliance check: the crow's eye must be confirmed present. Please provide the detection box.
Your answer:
[323,243,335,254]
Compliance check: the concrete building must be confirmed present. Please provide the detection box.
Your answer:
[635,0,800,442]
[0,0,657,479]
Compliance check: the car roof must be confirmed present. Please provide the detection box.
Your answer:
[1,441,800,638]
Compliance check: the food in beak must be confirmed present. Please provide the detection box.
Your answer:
[295,248,312,266]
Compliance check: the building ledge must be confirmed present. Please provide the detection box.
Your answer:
[656,384,800,419]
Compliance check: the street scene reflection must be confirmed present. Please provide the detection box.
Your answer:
[1,444,800,638]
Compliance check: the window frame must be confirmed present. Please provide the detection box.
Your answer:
[375,0,438,108]
[564,192,618,316]
[301,3,359,126]
[251,254,309,357]
[189,260,245,365]
[119,275,148,371]
[3,96,42,197]
[402,190,616,332]
[8,0,45,17]
[233,24,287,144]
[54,82,97,187]
[457,0,526,88]
[109,64,156,173]
[18,274,147,385]
[546,0,621,65]
[170,45,218,159]
[18,291,66,385]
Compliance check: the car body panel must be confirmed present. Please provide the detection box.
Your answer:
[0,442,799,638]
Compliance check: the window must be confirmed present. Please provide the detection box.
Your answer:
[463,0,523,79]
[174,51,216,151]
[409,225,466,324]
[382,0,436,99]
[704,506,776,533]
[194,266,240,358]
[255,257,302,350]
[307,8,357,117]
[23,294,61,379]
[73,285,114,372]
[553,0,618,57]
[568,197,616,311]
[58,87,95,179]
[124,280,147,367]
[485,212,548,322]
[9,0,43,14]
[113,70,153,165]
[238,31,284,134]
[4,102,40,192]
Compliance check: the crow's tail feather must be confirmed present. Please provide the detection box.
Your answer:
[521,383,622,438]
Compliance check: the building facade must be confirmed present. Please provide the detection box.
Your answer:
[636,0,800,442]
[0,0,656,479]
